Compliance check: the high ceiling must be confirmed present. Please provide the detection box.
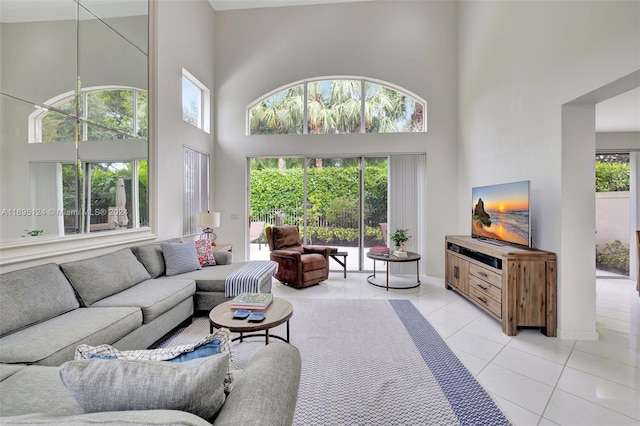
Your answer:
[2,0,637,132]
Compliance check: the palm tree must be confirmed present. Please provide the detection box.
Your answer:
[249,79,423,135]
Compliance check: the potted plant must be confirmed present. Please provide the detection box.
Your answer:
[22,229,44,237]
[389,228,411,251]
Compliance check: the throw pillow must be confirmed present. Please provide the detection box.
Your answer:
[161,241,201,276]
[131,238,182,278]
[194,239,217,267]
[74,329,234,393]
[59,352,229,422]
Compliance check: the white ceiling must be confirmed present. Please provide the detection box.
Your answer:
[595,88,640,133]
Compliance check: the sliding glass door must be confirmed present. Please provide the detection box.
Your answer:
[248,156,388,271]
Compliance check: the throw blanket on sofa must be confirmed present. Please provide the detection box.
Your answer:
[225,261,278,297]
[74,328,234,392]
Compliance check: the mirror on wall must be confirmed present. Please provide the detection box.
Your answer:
[0,0,149,243]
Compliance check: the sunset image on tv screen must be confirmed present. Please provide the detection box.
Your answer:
[471,181,530,246]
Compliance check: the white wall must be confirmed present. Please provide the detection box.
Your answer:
[596,191,630,246]
[458,1,640,339]
[214,1,459,277]
[596,131,640,151]
[155,0,215,240]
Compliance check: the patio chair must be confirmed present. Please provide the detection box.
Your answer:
[380,222,388,246]
[265,225,332,288]
[249,221,265,249]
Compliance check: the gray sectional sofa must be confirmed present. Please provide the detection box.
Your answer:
[0,240,299,425]
[130,239,274,312]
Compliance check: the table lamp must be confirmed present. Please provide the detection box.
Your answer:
[197,211,220,244]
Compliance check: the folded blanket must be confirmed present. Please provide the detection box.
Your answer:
[74,328,234,392]
[225,260,278,297]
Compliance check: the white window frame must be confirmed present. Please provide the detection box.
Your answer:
[183,146,210,236]
[28,86,146,143]
[247,76,427,135]
[182,68,211,134]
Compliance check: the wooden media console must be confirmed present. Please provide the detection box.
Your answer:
[445,235,557,336]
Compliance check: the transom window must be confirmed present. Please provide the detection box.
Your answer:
[182,68,211,134]
[248,77,426,135]
[29,86,147,143]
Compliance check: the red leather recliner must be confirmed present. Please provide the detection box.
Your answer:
[265,225,331,288]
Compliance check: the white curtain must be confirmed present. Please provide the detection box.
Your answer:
[388,154,427,275]
[183,146,210,236]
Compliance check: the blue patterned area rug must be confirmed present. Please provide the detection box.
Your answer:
[158,298,511,426]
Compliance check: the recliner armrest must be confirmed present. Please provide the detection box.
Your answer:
[302,245,332,258]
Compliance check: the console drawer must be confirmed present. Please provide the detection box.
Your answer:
[469,275,501,302]
[469,285,502,318]
[469,264,502,288]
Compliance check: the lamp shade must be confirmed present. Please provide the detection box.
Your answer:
[198,211,220,228]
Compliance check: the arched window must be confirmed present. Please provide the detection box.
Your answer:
[29,86,147,143]
[248,77,426,135]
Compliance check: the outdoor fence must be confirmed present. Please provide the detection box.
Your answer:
[252,207,385,246]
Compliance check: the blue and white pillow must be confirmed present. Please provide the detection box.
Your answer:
[161,241,202,276]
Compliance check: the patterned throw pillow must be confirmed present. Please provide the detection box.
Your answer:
[195,239,217,267]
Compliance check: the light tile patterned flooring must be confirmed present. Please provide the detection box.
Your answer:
[271,269,640,426]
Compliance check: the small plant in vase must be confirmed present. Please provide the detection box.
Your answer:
[390,228,411,252]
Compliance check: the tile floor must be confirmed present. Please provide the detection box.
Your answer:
[271,270,640,426]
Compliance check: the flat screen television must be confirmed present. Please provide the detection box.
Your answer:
[471,180,531,247]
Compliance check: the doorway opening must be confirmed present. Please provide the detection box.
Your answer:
[595,152,631,278]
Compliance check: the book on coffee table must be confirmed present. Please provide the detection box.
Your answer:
[369,246,389,255]
[230,293,273,310]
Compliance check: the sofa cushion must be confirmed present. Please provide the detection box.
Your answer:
[0,264,79,337]
[60,352,229,422]
[0,307,141,366]
[0,365,83,418]
[213,249,233,265]
[90,278,196,323]
[162,241,202,276]
[60,249,151,307]
[0,363,26,382]
[301,253,327,270]
[195,239,217,266]
[168,263,249,293]
[131,238,182,278]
